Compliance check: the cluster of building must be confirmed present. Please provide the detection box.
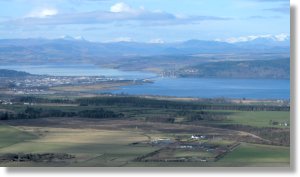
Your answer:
[0,75,127,95]
[160,71,178,78]
[190,135,207,140]
[137,134,237,163]
[0,99,12,105]
[270,120,289,127]
[9,88,49,95]
[7,76,113,88]
[150,135,221,151]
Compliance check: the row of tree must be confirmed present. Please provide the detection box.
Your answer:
[10,96,290,112]
[0,107,123,120]
[77,97,290,111]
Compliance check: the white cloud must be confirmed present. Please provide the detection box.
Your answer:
[148,38,165,44]
[4,3,229,26]
[110,2,134,13]
[216,33,289,43]
[27,8,58,18]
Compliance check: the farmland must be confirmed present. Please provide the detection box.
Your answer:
[0,95,290,167]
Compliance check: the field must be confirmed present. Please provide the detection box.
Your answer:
[219,143,290,166]
[223,111,290,128]
[0,122,158,167]
[0,124,37,149]
[0,119,290,166]
[0,96,290,167]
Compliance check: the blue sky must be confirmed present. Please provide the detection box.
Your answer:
[0,0,290,42]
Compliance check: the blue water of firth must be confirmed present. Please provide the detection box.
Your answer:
[103,77,290,99]
[0,64,156,80]
[0,65,290,99]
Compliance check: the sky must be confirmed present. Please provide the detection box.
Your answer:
[0,0,290,43]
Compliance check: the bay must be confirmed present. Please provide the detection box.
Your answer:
[0,65,290,99]
[103,77,290,99]
[0,65,156,80]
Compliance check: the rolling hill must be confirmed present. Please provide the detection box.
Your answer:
[178,59,290,79]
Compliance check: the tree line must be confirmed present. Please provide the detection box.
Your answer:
[76,97,290,111]
[0,107,124,120]
[10,96,290,112]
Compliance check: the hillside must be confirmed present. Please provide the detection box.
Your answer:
[0,69,31,77]
[178,59,290,79]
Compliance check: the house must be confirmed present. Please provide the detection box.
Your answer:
[179,145,193,149]
[191,135,207,140]
[0,100,12,105]
[191,135,200,140]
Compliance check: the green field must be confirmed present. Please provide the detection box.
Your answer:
[2,105,289,128]
[173,149,215,158]
[0,124,37,149]
[219,143,290,165]
[0,121,290,167]
[225,111,290,128]
[0,124,159,167]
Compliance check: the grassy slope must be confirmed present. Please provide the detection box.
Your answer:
[0,126,158,167]
[0,124,37,149]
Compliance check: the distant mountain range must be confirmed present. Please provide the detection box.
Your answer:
[0,36,290,64]
[0,37,290,79]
